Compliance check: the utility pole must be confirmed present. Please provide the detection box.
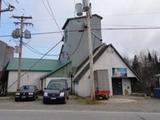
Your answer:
[75,0,95,100]
[85,0,95,100]
[12,16,32,90]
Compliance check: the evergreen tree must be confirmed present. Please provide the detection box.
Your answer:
[132,55,140,75]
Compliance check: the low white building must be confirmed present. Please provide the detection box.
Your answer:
[40,61,72,90]
[73,43,140,97]
[7,58,62,93]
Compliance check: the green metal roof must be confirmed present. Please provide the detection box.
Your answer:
[41,60,71,79]
[7,58,62,72]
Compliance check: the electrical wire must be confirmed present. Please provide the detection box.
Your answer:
[32,31,62,35]
[0,31,63,38]
[7,40,62,89]
[23,42,59,56]
[44,0,63,36]
[41,0,52,17]
[3,26,160,38]
[103,11,160,17]
[2,0,8,7]
[101,27,160,30]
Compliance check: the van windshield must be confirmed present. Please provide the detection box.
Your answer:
[47,81,66,90]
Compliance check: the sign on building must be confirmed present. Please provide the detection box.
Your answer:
[112,68,127,77]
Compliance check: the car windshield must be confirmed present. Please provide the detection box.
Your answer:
[47,81,66,90]
[20,85,35,91]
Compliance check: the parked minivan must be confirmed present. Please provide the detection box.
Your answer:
[43,79,69,104]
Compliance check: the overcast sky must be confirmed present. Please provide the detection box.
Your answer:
[1,0,160,59]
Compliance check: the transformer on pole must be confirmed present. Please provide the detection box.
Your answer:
[12,16,32,90]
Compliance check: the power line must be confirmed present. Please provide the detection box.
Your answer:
[103,11,160,17]
[2,26,160,38]
[102,24,160,28]
[32,31,62,35]
[23,42,59,56]
[2,0,8,7]
[0,31,62,38]
[41,0,52,17]
[43,0,63,36]
[101,27,160,30]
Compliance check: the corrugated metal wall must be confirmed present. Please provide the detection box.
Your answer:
[0,40,14,95]
[0,41,7,71]
[60,15,102,68]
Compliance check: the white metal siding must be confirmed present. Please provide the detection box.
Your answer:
[8,71,48,92]
[122,78,131,95]
[94,46,135,95]
[76,70,91,97]
[75,46,136,96]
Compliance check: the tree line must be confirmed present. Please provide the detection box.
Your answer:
[124,50,160,96]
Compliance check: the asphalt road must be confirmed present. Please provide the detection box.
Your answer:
[0,109,160,120]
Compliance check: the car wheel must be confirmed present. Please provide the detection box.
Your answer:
[32,97,36,101]
[15,98,20,102]
[43,98,48,104]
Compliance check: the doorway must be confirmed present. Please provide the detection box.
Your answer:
[112,78,122,95]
